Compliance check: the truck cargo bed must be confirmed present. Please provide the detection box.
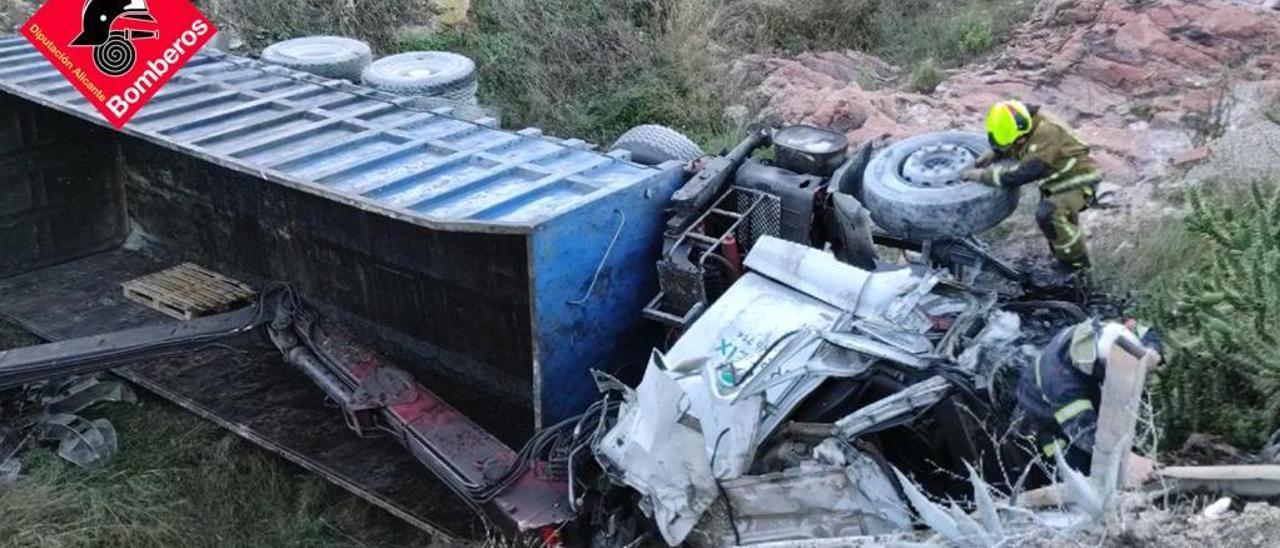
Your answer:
[0,248,485,541]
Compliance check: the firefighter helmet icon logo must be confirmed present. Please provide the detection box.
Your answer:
[22,0,215,127]
[69,0,157,76]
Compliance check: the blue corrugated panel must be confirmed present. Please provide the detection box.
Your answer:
[0,35,666,229]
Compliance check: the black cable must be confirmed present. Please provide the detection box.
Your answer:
[709,428,741,545]
[735,329,802,386]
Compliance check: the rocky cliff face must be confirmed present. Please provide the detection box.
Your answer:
[728,0,1280,185]
[726,0,1280,264]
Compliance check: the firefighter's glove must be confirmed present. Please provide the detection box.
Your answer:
[962,168,993,185]
[973,149,997,168]
[1140,328,1165,360]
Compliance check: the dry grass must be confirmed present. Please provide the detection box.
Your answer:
[195,0,437,52]
[710,0,1030,64]
[395,0,731,144]
[0,321,436,548]
[386,0,1031,146]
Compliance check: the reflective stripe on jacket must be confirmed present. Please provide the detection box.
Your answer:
[994,109,1101,194]
[1017,322,1103,456]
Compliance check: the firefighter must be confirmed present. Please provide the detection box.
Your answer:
[1017,318,1164,475]
[963,100,1101,271]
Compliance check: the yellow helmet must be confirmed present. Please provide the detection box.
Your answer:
[985,100,1033,149]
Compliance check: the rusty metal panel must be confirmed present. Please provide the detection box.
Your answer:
[0,35,665,230]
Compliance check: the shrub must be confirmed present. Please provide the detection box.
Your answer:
[868,0,1032,67]
[954,15,996,56]
[197,0,435,52]
[907,59,945,94]
[712,0,1026,67]
[1144,182,1280,448]
[710,0,881,54]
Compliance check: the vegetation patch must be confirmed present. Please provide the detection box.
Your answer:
[0,398,433,548]
[390,0,1034,146]
[907,59,945,94]
[198,0,436,52]
[713,0,1029,65]
[397,0,729,145]
[0,320,430,548]
[1141,182,1280,448]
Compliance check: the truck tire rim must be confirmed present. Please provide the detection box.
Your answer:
[400,67,439,78]
[283,44,340,60]
[900,144,976,188]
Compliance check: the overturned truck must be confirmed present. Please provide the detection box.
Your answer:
[0,36,688,539]
[0,34,1109,545]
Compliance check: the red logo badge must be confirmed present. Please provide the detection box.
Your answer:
[21,0,216,128]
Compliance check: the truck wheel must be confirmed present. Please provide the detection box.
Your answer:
[611,124,704,166]
[261,36,372,81]
[361,51,477,100]
[860,131,1019,240]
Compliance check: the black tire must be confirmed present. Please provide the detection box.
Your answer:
[611,124,704,165]
[261,36,372,81]
[860,131,1019,240]
[360,52,477,99]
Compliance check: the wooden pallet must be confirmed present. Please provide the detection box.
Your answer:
[121,263,255,320]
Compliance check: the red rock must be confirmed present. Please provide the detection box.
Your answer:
[1112,14,1172,59]
[725,0,1280,186]
[1201,6,1280,40]
[1078,58,1148,91]
[1169,146,1210,166]
[1179,89,1222,113]
[1080,126,1148,158]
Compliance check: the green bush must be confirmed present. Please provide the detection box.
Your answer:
[710,0,882,54]
[391,0,1039,146]
[907,59,945,94]
[712,0,1026,67]
[197,0,434,52]
[954,15,996,55]
[868,0,1031,66]
[1145,182,1280,448]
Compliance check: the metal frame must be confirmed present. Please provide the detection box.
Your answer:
[644,187,782,327]
[0,289,571,533]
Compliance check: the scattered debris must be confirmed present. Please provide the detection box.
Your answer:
[1202,496,1234,519]
[1155,465,1280,499]
[0,375,138,475]
[596,236,1059,545]
[1171,433,1248,466]
[36,413,119,467]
